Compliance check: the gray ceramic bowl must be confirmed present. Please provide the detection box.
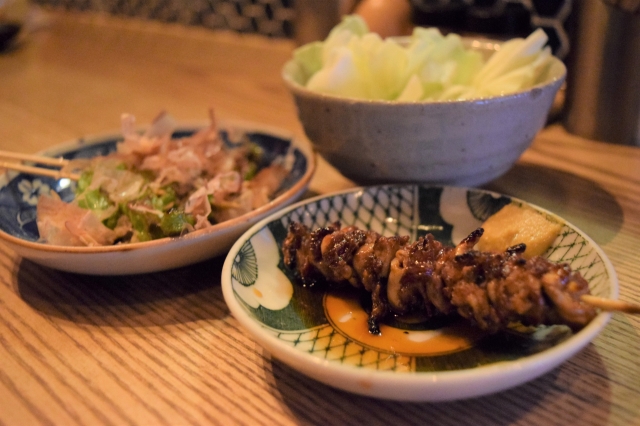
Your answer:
[282,39,566,186]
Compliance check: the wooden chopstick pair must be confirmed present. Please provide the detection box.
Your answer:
[0,151,80,180]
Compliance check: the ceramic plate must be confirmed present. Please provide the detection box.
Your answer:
[221,185,617,401]
[0,120,315,275]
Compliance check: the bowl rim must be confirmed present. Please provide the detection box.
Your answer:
[0,118,316,255]
[281,36,567,106]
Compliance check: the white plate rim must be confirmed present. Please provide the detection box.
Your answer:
[221,184,617,401]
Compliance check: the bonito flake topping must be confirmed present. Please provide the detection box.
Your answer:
[36,110,292,246]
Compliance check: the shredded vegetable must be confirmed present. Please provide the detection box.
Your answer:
[292,15,553,101]
[36,110,292,246]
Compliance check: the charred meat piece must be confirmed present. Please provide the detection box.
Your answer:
[282,222,408,332]
[388,234,452,319]
[282,222,598,334]
[282,221,341,286]
[353,231,409,330]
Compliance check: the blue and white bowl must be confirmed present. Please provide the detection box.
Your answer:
[0,120,315,275]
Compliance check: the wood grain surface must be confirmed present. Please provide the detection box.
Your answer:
[0,10,639,425]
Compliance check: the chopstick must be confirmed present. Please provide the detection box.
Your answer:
[0,150,80,180]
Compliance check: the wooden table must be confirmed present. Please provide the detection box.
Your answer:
[1,10,639,425]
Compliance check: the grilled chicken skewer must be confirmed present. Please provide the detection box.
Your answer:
[282,222,598,334]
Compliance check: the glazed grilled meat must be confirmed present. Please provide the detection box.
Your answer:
[283,222,408,331]
[282,222,597,334]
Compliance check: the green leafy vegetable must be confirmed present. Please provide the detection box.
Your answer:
[77,189,111,211]
[160,210,195,236]
[292,15,553,102]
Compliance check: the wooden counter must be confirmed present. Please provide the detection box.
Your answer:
[0,10,639,425]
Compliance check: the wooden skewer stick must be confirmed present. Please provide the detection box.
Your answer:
[0,161,80,180]
[0,151,79,180]
[581,295,640,314]
[0,151,69,167]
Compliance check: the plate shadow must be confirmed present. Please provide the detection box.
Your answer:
[264,342,613,425]
[14,255,230,327]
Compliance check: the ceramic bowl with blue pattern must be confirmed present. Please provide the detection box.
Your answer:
[221,185,617,401]
[0,120,315,275]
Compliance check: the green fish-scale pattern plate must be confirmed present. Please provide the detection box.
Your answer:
[222,185,617,401]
